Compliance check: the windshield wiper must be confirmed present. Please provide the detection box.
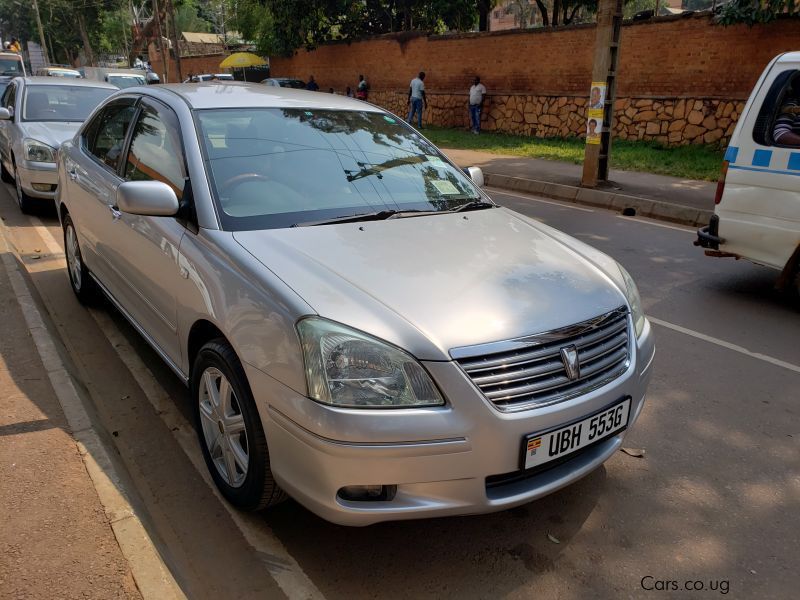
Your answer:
[452,200,497,212]
[292,208,448,227]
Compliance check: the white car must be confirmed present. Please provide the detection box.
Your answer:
[697,51,800,294]
[0,77,115,212]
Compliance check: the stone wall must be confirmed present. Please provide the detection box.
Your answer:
[369,91,744,145]
[272,14,800,146]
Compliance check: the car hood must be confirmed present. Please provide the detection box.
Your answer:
[19,121,82,149]
[233,208,627,361]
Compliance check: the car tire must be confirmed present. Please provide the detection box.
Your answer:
[1,159,13,184]
[12,158,34,214]
[192,339,286,511]
[63,214,98,303]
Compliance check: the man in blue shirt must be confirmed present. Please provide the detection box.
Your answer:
[407,72,427,128]
[306,76,319,92]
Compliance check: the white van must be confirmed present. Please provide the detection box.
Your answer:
[696,52,800,294]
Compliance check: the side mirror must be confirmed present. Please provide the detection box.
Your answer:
[116,180,179,216]
[466,166,484,187]
[0,107,11,120]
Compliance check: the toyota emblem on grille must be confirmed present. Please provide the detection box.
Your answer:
[560,345,580,380]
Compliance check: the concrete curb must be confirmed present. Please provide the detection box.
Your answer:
[484,172,713,228]
[0,221,186,600]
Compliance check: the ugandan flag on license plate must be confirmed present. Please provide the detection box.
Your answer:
[527,437,542,455]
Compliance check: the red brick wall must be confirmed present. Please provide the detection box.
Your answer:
[271,14,800,100]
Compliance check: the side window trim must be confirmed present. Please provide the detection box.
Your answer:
[81,96,141,178]
[752,69,797,147]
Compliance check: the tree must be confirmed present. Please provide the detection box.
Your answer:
[717,0,800,25]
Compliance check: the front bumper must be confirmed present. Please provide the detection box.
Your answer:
[248,319,656,526]
[17,161,58,199]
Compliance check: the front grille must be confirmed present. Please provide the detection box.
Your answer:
[456,307,630,411]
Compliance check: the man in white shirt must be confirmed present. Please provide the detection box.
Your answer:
[407,71,427,128]
[469,76,487,134]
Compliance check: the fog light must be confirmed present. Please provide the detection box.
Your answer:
[338,485,397,502]
[31,183,55,192]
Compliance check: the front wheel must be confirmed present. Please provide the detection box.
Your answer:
[192,339,286,511]
[13,159,34,214]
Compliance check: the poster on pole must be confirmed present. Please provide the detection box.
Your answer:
[586,81,606,145]
[586,117,603,145]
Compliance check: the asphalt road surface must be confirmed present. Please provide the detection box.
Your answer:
[1,182,798,600]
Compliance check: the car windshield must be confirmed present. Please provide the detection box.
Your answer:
[196,108,482,230]
[108,75,144,89]
[23,85,114,122]
[0,57,23,76]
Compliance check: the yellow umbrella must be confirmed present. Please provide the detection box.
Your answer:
[219,52,268,69]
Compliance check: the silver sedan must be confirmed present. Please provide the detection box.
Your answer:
[0,77,115,212]
[57,83,655,526]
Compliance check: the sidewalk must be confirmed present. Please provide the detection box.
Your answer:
[442,148,717,226]
[0,247,141,598]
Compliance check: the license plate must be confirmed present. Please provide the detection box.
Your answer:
[522,397,631,470]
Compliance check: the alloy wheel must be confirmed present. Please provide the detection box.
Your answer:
[65,223,82,291]
[198,367,249,488]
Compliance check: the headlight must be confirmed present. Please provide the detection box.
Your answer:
[619,265,645,338]
[24,139,56,163]
[297,317,444,408]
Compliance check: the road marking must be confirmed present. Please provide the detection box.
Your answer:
[28,215,325,599]
[486,188,596,212]
[648,316,800,375]
[0,216,186,600]
[30,215,63,254]
[616,215,695,234]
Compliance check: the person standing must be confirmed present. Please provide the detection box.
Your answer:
[468,76,487,134]
[9,38,21,53]
[356,74,369,100]
[306,75,319,91]
[407,71,427,128]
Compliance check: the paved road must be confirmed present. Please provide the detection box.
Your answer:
[1,183,798,600]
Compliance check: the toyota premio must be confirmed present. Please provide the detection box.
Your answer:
[56,83,655,525]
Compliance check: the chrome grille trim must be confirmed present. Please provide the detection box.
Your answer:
[454,307,630,412]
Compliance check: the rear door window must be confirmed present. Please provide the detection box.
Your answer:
[82,97,138,172]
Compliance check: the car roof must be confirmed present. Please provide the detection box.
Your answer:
[18,76,117,89]
[164,81,383,111]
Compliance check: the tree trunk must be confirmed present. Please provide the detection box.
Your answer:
[77,12,94,66]
[478,0,491,31]
[552,0,562,26]
[533,0,549,27]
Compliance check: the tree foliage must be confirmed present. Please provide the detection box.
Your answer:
[717,0,800,25]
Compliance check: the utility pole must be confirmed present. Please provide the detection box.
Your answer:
[167,0,182,82]
[31,0,50,65]
[581,0,623,187]
[152,0,169,82]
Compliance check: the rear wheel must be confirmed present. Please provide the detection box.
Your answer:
[63,214,97,303]
[192,339,286,511]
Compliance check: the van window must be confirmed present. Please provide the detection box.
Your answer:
[752,69,800,147]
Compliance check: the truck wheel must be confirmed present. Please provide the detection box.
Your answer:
[192,339,287,511]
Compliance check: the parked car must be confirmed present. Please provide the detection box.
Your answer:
[57,83,654,525]
[184,73,235,83]
[261,77,306,89]
[696,52,800,294]
[0,77,116,212]
[35,66,82,78]
[0,51,25,81]
[106,73,146,89]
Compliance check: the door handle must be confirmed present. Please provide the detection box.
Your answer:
[109,205,122,221]
[68,168,78,181]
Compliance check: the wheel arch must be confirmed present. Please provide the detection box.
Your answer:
[776,242,800,291]
[187,319,230,378]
